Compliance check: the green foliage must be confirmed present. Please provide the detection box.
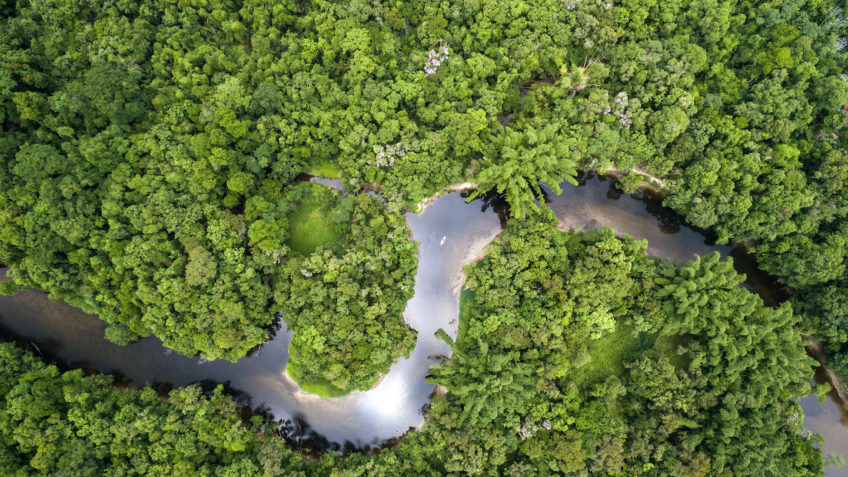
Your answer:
[278,186,418,395]
[0,223,824,474]
[457,288,475,348]
[568,324,640,388]
[469,121,578,218]
[0,343,306,476]
[285,184,342,256]
[421,218,822,476]
[286,361,350,398]
[2,0,847,373]
[0,0,845,472]
[557,59,610,99]
[307,162,342,180]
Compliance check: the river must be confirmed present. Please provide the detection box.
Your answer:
[0,172,844,472]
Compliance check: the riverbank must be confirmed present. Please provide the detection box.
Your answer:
[806,337,848,402]
[414,182,478,212]
[452,241,496,348]
[600,166,667,192]
[0,175,843,459]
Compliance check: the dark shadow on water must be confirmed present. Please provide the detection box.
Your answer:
[538,184,554,205]
[814,367,848,419]
[573,170,591,186]
[271,415,338,454]
[0,322,65,367]
[606,186,622,201]
[148,380,176,397]
[245,316,285,358]
[467,190,509,228]
[728,246,791,307]
[641,190,683,235]
[0,329,165,392]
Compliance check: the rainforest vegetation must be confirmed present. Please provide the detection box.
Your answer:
[427,217,823,475]
[0,220,828,475]
[1,0,847,472]
[279,183,418,396]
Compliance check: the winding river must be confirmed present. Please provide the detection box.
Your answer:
[0,172,845,472]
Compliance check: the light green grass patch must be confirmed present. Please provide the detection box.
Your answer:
[307,160,342,179]
[287,360,382,398]
[287,193,340,255]
[571,325,689,388]
[570,324,641,387]
[654,332,690,369]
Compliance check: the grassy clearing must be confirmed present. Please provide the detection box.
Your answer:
[307,160,342,179]
[654,332,690,369]
[570,325,689,388]
[286,360,351,398]
[570,324,641,387]
[287,193,340,255]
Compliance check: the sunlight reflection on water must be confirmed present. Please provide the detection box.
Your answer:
[0,174,843,461]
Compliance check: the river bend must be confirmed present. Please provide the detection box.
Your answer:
[0,173,845,470]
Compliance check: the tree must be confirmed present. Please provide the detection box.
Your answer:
[469,122,578,218]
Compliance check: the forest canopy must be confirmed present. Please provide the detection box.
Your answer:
[1,0,847,472]
[1,0,848,377]
[278,183,418,396]
[425,216,823,475]
[0,220,826,475]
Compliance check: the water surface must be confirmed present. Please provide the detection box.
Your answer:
[0,173,843,469]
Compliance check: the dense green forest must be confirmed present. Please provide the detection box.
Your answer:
[0,220,827,474]
[279,183,418,396]
[0,342,307,475]
[1,0,848,472]
[2,0,848,376]
[427,217,823,475]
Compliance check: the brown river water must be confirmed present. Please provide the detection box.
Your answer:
[0,172,845,472]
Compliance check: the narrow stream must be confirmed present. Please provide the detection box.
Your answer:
[0,172,844,471]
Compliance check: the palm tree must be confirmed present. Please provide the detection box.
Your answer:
[557,54,609,98]
[468,123,577,218]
